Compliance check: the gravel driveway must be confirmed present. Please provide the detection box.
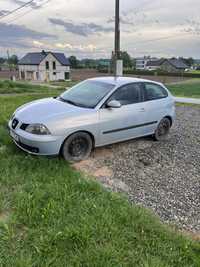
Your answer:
[75,106,200,233]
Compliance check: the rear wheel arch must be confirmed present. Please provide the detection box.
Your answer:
[164,115,173,126]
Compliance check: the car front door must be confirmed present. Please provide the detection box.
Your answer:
[98,83,149,146]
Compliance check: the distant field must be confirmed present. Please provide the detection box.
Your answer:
[188,70,200,74]
[1,78,200,99]
[167,79,200,98]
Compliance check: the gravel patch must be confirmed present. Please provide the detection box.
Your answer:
[89,106,200,233]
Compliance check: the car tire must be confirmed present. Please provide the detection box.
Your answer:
[62,132,93,162]
[154,117,171,141]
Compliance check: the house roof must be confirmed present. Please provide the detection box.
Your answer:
[18,51,70,66]
[162,58,189,69]
[146,59,164,67]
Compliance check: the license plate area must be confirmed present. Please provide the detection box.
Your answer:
[10,130,19,142]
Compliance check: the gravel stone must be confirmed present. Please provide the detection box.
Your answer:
[94,106,200,233]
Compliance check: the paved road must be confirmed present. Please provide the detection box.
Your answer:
[174,97,200,105]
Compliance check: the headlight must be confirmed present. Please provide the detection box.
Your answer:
[25,124,51,135]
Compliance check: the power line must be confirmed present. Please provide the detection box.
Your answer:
[0,0,35,21]
[132,33,190,45]
[5,0,50,24]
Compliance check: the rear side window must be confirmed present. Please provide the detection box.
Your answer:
[109,83,142,106]
[143,83,168,101]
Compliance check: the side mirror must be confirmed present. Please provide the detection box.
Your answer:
[107,100,121,109]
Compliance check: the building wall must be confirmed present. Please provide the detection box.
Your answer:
[135,57,159,70]
[146,66,160,71]
[160,61,183,73]
[39,53,70,81]
[19,53,70,81]
[135,58,148,70]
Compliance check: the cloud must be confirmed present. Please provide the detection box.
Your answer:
[0,10,9,16]
[107,16,134,26]
[49,18,114,37]
[0,22,55,39]
[0,22,55,49]
[32,40,97,52]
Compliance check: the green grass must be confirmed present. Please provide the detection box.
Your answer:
[0,80,67,95]
[0,94,200,266]
[187,70,200,74]
[167,80,200,98]
[49,80,79,88]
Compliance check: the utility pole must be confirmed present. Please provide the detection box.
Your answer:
[114,0,123,77]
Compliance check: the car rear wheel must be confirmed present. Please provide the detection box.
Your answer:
[154,118,171,141]
[62,132,93,162]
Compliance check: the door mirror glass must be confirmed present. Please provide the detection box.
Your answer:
[107,100,121,108]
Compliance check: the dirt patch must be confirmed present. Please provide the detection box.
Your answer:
[73,152,129,193]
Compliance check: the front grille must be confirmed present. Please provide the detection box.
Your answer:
[16,141,39,153]
[12,118,19,129]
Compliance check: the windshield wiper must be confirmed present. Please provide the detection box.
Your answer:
[59,97,79,107]
[59,97,92,108]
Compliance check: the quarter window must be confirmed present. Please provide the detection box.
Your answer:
[109,83,142,106]
[143,83,168,101]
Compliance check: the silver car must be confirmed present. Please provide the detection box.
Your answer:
[8,77,175,162]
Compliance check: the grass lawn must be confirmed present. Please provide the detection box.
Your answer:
[0,80,72,95]
[49,80,79,88]
[167,79,200,98]
[0,93,200,266]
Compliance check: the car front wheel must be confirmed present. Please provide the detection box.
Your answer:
[62,132,93,162]
[154,117,171,141]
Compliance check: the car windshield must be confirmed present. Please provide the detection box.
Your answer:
[60,80,115,108]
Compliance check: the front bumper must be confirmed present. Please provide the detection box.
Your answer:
[8,120,63,156]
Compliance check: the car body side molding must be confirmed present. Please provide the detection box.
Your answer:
[103,121,158,135]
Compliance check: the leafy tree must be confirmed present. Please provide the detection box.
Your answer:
[183,57,194,67]
[8,55,18,66]
[0,57,6,65]
[69,56,78,69]
[120,51,133,68]
[110,51,133,71]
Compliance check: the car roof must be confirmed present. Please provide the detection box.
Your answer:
[88,76,163,87]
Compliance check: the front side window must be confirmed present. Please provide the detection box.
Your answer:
[60,80,115,108]
[109,83,142,106]
[46,61,49,70]
[143,83,168,101]
[53,61,56,70]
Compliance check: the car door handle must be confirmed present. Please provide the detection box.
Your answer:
[138,108,145,112]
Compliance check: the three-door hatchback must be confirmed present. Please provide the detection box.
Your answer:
[8,77,175,161]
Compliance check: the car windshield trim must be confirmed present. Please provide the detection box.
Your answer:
[58,96,90,108]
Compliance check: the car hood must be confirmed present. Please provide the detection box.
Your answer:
[15,97,91,124]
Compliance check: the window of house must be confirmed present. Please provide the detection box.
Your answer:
[143,83,168,101]
[46,61,49,70]
[108,83,142,106]
[53,61,56,70]
[65,72,70,80]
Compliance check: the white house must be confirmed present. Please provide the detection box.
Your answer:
[135,57,159,70]
[18,51,70,81]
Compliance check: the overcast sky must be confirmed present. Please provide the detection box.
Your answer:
[1,0,200,59]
